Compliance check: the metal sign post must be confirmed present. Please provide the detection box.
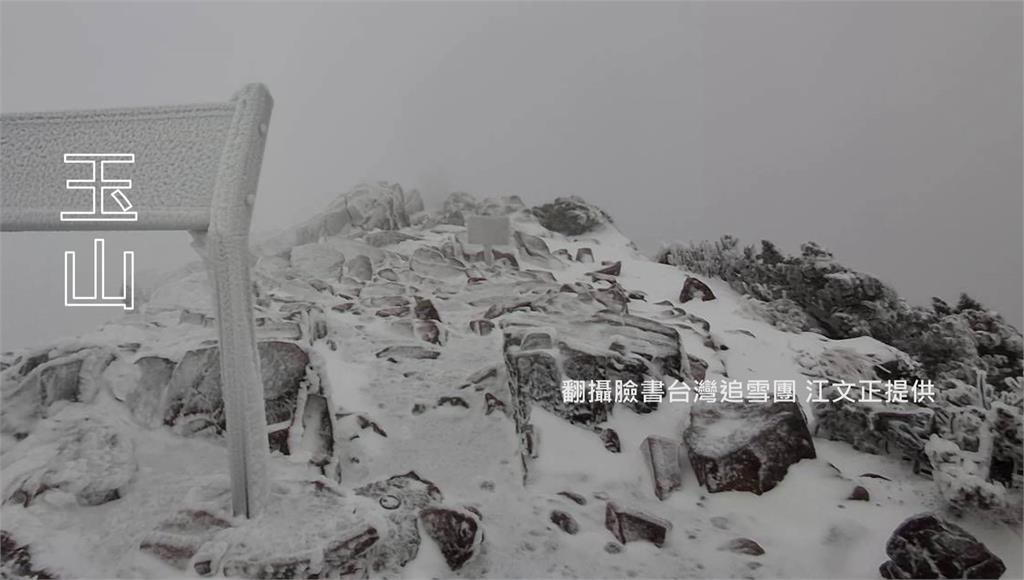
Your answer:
[1,84,275,517]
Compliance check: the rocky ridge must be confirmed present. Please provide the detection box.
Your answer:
[1,183,1019,579]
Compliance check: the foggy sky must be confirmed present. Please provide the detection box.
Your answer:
[1,1,1021,350]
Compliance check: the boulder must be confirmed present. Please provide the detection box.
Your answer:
[847,485,870,501]
[575,247,595,263]
[531,196,610,236]
[442,192,525,224]
[377,268,400,282]
[879,514,1006,579]
[684,401,816,494]
[126,356,176,428]
[410,247,466,280]
[502,312,685,429]
[5,415,136,507]
[162,341,308,434]
[157,480,386,578]
[441,192,480,226]
[521,331,553,351]
[348,255,374,281]
[354,471,443,509]
[354,472,445,572]
[289,243,345,278]
[550,510,579,535]
[413,297,441,321]
[478,195,527,216]
[1,347,115,436]
[719,538,765,556]
[140,509,233,569]
[326,182,412,231]
[298,393,333,464]
[504,347,610,426]
[680,276,716,303]
[687,354,709,382]
[640,436,685,500]
[514,231,565,270]
[414,321,446,346]
[604,502,671,547]
[419,506,484,571]
[255,183,413,252]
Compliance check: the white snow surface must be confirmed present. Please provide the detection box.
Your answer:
[1,194,1021,579]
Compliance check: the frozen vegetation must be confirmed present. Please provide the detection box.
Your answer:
[1,182,1021,578]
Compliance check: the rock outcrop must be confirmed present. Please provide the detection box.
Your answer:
[5,414,136,507]
[531,196,611,236]
[162,341,309,435]
[879,514,1006,579]
[640,436,685,500]
[1,347,115,436]
[679,276,715,303]
[684,401,816,494]
[419,506,484,571]
[604,502,671,547]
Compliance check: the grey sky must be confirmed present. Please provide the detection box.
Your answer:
[1,1,1021,350]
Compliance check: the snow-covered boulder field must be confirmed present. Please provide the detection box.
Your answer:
[2,183,1020,578]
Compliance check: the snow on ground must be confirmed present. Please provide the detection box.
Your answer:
[1,199,1020,579]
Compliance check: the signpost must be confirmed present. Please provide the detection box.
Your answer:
[466,214,511,266]
[0,84,275,517]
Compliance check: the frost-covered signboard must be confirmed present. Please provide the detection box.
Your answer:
[466,215,511,247]
[0,84,275,517]
[467,214,510,265]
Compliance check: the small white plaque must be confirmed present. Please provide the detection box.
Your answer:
[466,215,510,246]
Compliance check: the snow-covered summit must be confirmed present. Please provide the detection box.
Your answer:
[1,184,1020,579]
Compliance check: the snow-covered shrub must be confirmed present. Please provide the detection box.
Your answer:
[659,237,1021,388]
[739,297,818,333]
[657,236,906,341]
[925,435,1008,515]
[661,236,1024,511]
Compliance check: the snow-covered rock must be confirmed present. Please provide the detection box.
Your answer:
[530,196,611,236]
[640,435,685,500]
[4,412,136,507]
[604,502,671,547]
[162,341,308,435]
[879,513,1006,579]
[419,505,484,571]
[684,401,816,494]
[1,346,116,436]
[1,183,1020,580]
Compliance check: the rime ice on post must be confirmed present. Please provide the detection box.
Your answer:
[0,84,275,518]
